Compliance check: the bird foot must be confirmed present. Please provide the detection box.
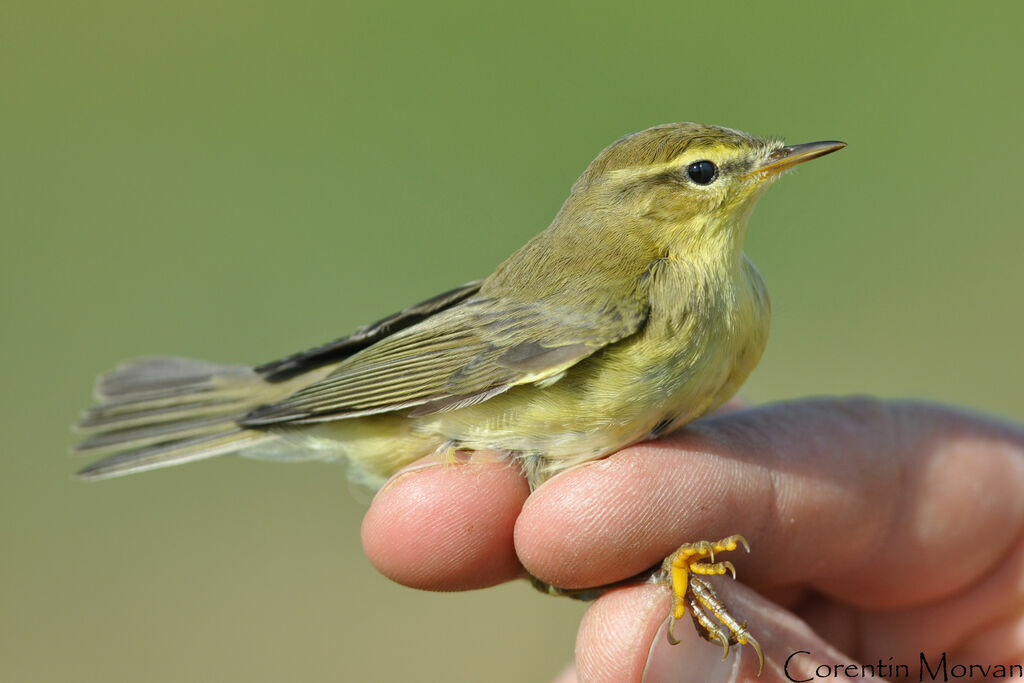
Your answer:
[652,534,764,675]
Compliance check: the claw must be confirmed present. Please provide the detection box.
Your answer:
[714,630,730,660]
[667,616,680,645]
[745,632,765,675]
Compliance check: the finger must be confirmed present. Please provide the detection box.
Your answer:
[847,526,1024,664]
[576,580,877,683]
[361,452,530,590]
[360,396,752,592]
[573,585,665,683]
[515,398,1024,608]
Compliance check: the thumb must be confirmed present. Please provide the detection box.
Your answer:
[575,581,881,683]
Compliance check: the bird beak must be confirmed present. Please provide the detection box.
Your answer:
[748,140,846,178]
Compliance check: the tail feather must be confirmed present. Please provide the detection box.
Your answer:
[73,416,235,453]
[96,356,252,398]
[92,382,219,408]
[82,383,253,418]
[76,430,272,480]
[78,397,250,431]
[75,356,284,480]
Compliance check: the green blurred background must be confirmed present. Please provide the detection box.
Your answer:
[3,2,1022,681]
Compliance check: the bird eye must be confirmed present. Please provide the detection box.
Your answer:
[686,160,718,185]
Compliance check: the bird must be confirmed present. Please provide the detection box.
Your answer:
[74,122,845,670]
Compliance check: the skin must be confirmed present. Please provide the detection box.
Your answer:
[363,398,1024,682]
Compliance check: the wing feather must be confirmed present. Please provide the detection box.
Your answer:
[241,294,647,425]
[254,280,483,382]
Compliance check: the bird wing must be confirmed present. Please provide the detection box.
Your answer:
[240,292,648,425]
[253,280,484,383]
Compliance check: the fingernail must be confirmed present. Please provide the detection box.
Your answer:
[643,619,744,683]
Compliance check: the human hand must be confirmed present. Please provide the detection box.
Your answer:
[362,398,1024,682]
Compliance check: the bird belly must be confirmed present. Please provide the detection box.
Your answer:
[275,414,446,490]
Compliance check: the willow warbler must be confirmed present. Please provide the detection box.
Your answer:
[75,123,844,669]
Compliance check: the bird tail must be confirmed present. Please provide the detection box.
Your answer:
[73,356,280,480]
